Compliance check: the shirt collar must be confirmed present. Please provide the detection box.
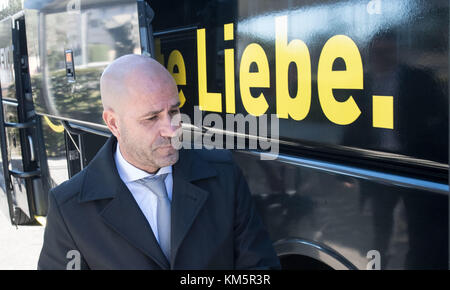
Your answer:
[114,143,172,184]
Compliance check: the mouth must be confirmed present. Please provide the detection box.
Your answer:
[155,145,176,151]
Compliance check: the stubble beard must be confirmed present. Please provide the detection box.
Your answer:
[120,134,179,173]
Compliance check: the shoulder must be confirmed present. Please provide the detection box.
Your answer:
[49,168,87,206]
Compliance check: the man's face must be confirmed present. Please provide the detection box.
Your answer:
[115,75,181,173]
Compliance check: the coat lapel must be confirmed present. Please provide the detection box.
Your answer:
[170,170,209,266]
[79,137,169,269]
[99,182,170,269]
[170,149,217,266]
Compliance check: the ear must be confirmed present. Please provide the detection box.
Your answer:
[103,109,120,138]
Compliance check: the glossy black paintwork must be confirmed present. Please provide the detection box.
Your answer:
[233,150,448,269]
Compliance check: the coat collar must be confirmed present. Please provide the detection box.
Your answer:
[78,136,217,268]
[79,136,217,202]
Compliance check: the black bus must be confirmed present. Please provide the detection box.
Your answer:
[0,0,448,269]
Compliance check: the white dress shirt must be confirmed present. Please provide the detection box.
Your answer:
[114,143,173,244]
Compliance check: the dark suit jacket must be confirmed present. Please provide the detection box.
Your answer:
[38,137,281,270]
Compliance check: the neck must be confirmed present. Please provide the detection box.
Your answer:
[117,143,159,174]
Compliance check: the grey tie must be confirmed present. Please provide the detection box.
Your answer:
[136,173,171,262]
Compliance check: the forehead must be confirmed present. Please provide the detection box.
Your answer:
[125,87,179,117]
[123,76,179,113]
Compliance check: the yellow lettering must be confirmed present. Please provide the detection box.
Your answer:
[372,95,394,129]
[224,23,234,41]
[197,28,222,112]
[167,50,187,107]
[317,35,363,125]
[275,15,312,120]
[239,43,269,116]
[224,23,235,113]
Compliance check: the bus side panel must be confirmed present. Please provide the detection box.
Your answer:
[153,0,448,173]
[151,0,449,269]
[233,151,448,269]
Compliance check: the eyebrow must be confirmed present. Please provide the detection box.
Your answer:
[140,101,181,118]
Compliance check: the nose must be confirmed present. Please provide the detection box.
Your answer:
[160,112,180,138]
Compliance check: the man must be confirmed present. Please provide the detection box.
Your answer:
[38,54,281,270]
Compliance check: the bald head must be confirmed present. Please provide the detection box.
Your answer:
[100,54,177,112]
[100,54,180,173]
